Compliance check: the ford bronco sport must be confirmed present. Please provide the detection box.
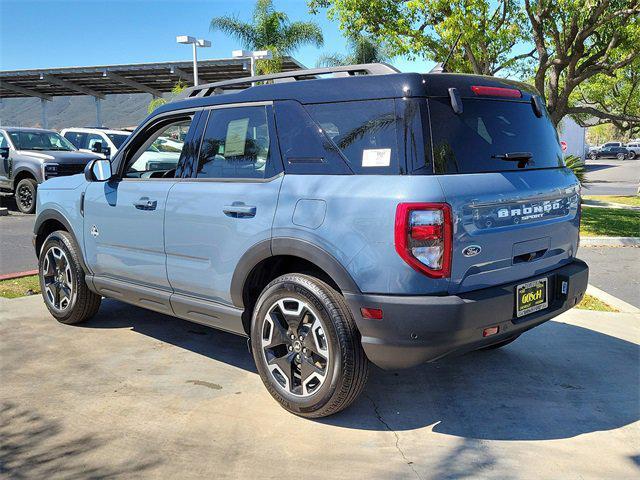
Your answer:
[33,64,588,418]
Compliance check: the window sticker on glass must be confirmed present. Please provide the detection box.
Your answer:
[362,148,391,167]
[225,118,249,157]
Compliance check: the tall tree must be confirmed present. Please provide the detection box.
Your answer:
[317,33,393,67]
[211,0,324,75]
[310,0,640,128]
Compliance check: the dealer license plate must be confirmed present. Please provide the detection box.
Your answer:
[516,278,548,318]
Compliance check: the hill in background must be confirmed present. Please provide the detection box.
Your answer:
[0,93,159,130]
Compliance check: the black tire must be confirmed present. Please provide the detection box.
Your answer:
[15,177,37,214]
[38,230,101,324]
[251,273,369,418]
[589,153,597,160]
[478,335,520,351]
[628,151,636,160]
[616,152,625,161]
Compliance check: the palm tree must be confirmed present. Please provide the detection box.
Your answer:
[317,33,392,67]
[210,0,323,75]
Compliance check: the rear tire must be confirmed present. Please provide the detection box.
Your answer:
[616,152,625,161]
[251,273,369,418]
[38,230,101,324]
[628,151,636,160]
[15,177,37,214]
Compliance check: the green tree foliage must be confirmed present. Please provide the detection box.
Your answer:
[310,0,640,130]
[147,82,187,114]
[317,33,392,67]
[211,0,324,75]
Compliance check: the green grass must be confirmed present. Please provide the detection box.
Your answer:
[580,206,640,237]
[0,275,41,299]
[583,195,640,207]
[576,293,618,312]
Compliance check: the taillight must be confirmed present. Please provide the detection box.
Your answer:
[395,203,452,278]
[471,85,522,98]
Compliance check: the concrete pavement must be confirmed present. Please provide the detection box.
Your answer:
[1,295,638,479]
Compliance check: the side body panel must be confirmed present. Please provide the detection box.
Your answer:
[83,179,176,289]
[164,176,283,304]
[272,174,450,295]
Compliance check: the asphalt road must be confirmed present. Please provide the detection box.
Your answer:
[1,295,638,479]
[0,211,36,275]
[582,158,640,195]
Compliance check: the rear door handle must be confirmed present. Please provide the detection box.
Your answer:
[223,203,256,218]
[133,197,157,211]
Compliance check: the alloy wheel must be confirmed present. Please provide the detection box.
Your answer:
[18,184,33,211]
[42,246,73,311]
[261,298,329,397]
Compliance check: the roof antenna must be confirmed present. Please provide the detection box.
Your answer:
[430,32,463,73]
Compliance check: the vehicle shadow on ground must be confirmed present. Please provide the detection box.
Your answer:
[584,163,617,173]
[82,300,639,441]
[326,320,640,441]
[0,402,160,479]
[82,299,257,374]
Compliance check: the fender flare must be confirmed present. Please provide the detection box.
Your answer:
[230,237,361,308]
[33,209,90,274]
[12,165,39,187]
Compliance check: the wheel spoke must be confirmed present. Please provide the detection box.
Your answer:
[268,352,296,391]
[262,312,289,349]
[302,319,328,360]
[275,299,306,331]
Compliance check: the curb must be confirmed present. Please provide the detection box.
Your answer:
[0,270,38,281]
[582,201,640,211]
[581,237,640,247]
[586,284,640,314]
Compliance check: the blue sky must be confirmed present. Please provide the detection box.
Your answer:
[0,0,434,72]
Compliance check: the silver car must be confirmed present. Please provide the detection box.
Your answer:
[0,127,100,213]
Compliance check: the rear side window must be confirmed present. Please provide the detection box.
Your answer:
[196,106,276,180]
[305,99,399,174]
[429,98,563,174]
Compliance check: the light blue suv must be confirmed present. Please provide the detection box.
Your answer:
[34,64,588,417]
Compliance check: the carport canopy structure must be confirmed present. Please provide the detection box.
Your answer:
[0,57,304,128]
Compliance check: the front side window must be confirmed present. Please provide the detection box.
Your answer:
[123,117,192,178]
[107,133,129,149]
[86,133,106,150]
[305,99,399,174]
[10,131,76,151]
[0,132,8,149]
[196,106,274,179]
[64,131,86,149]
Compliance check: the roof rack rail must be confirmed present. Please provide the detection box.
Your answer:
[175,62,400,100]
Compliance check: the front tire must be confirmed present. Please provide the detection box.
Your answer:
[628,151,636,160]
[616,152,625,160]
[251,274,369,418]
[15,177,37,214]
[38,230,101,324]
[589,152,597,160]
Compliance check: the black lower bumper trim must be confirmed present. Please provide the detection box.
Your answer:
[345,259,589,370]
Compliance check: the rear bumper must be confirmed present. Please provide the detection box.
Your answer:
[345,259,589,370]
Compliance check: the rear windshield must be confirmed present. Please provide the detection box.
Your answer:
[428,98,563,174]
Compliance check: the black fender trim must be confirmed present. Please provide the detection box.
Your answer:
[33,209,91,275]
[230,237,361,308]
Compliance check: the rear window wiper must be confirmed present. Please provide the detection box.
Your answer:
[492,152,533,167]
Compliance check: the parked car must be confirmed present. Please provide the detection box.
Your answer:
[0,127,100,213]
[33,64,588,417]
[61,127,129,158]
[62,127,183,172]
[589,144,631,160]
[625,142,639,159]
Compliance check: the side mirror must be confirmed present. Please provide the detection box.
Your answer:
[0,147,9,160]
[85,159,112,182]
[91,142,103,153]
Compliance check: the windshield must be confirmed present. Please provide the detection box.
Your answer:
[107,133,129,148]
[429,98,564,174]
[9,131,76,151]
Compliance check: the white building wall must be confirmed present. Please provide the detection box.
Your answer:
[558,116,586,159]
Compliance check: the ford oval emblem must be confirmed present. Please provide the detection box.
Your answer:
[462,245,481,257]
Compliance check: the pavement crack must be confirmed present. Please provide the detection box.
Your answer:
[366,394,423,480]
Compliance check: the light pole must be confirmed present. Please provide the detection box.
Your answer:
[176,36,211,86]
[232,49,273,84]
